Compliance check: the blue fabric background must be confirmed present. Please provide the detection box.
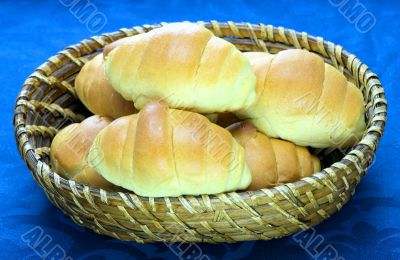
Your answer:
[1,0,399,259]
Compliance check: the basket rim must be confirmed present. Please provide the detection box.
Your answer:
[13,21,387,205]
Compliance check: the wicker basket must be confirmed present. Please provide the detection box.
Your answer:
[13,21,387,243]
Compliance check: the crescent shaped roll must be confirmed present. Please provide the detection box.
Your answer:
[75,53,136,119]
[228,122,321,190]
[88,101,252,197]
[237,49,366,148]
[104,22,257,113]
[50,115,117,190]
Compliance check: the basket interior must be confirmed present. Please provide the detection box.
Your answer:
[22,34,365,171]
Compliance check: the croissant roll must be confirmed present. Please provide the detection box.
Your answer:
[228,122,320,190]
[237,49,366,148]
[75,53,136,119]
[50,115,118,190]
[88,100,252,197]
[104,22,256,113]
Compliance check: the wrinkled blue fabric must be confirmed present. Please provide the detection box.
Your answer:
[0,0,399,259]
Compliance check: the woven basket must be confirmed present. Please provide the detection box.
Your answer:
[14,21,387,243]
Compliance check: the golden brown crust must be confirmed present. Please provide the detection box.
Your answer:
[228,123,277,189]
[238,49,366,148]
[50,115,117,190]
[104,22,256,113]
[270,139,301,184]
[228,122,321,190]
[89,100,252,197]
[75,53,136,119]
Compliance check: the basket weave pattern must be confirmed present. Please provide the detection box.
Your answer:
[13,21,387,243]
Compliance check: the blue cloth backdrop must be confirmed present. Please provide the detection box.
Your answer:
[1,0,399,259]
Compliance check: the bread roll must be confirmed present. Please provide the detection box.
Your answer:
[75,53,136,119]
[237,49,366,148]
[88,100,251,197]
[228,122,320,190]
[104,22,256,113]
[50,115,117,190]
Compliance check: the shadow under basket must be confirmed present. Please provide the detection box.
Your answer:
[13,21,387,243]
